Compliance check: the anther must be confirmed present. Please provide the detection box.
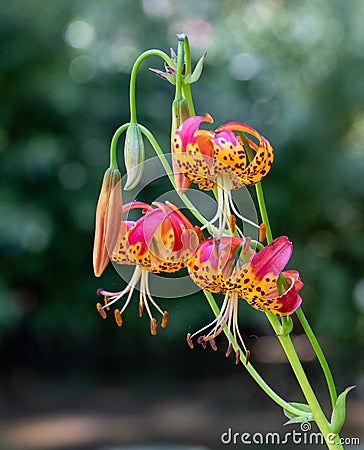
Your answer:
[245,349,251,365]
[209,338,217,351]
[194,226,205,243]
[235,349,240,365]
[161,311,169,328]
[259,223,267,242]
[214,239,220,258]
[186,333,194,349]
[138,300,144,318]
[150,318,157,335]
[104,295,110,310]
[96,302,107,319]
[229,215,236,233]
[225,343,233,358]
[114,309,122,327]
[197,336,207,349]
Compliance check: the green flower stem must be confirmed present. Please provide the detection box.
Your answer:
[129,50,173,123]
[266,311,343,449]
[139,124,217,235]
[295,307,338,408]
[237,129,341,446]
[174,37,184,102]
[203,291,305,418]
[183,34,191,76]
[240,130,338,405]
[109,122,130,169]
[181,36,196,115]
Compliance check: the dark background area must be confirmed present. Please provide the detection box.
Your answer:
[0,1,363,449]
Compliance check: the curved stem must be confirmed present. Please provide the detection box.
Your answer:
[129,50,173,123]
[203,291,305,417]
[295,307,337,408]
[109,122,130,169]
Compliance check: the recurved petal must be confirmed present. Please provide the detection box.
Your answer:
[249,236,292,281]
[264,270,303,316]
[218,121,274,185]
[172,113,213,152]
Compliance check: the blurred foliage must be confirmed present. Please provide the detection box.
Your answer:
[0,0,363,381]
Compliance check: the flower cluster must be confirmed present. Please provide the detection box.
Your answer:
[93,110,303,363]
[92,36,303,364]
[91,36,351,448]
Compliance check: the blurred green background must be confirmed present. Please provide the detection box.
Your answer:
[0,0,363,449]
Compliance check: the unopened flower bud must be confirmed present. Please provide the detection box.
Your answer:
[93,168,123,277]
[124,123,145,191]
[171,98,192,194]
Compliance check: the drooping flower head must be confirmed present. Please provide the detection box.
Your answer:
[172,115,274,237]
[172,114,274,191]
[187,236,303,362]
[97,201,199,335]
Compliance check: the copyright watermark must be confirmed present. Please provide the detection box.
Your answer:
[220,423,361,446]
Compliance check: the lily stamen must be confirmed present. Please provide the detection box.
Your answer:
[187,290,250,364]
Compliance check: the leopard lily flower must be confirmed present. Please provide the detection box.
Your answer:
[97,201,199,334]
[172,114,274,237]
[187,236,303,363]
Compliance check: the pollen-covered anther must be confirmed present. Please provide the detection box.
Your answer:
[161,311,169,328]
[209,338,218,351]
[150,317,157,335]
[194,226,205,243]
[259,223,267,242]
[235,349,241,365]
[197,336,207,349]
[96,302,107,319]
[225,343,233,358]
[186,333,194,349]
[114,309,123,327]
[245,349,251,365]
[230,215,236,233]
[138,300,144,318]
[103,295,110,310]
[213,239,220,258]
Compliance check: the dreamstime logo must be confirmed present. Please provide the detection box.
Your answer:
[220,422,361,446]
[110,153,259,299]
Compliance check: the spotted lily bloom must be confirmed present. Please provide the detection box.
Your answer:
[187,236,303,362]
[172,114,274,236]
[97,201,199,334]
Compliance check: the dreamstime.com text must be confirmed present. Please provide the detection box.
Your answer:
[220,423,361,446]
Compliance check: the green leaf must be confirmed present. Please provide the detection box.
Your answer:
[283,402,313,424]
[185,52,207,84]
[329,385,355,434]
[149,68,176,85]
[284,416,314,426]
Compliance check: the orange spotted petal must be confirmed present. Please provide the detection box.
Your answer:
[218,121,274,185]
[128,203,197,273]
[188,237,249,293]
[262,270,303,316]
[111,221,136,265]
[234,237,302,315]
